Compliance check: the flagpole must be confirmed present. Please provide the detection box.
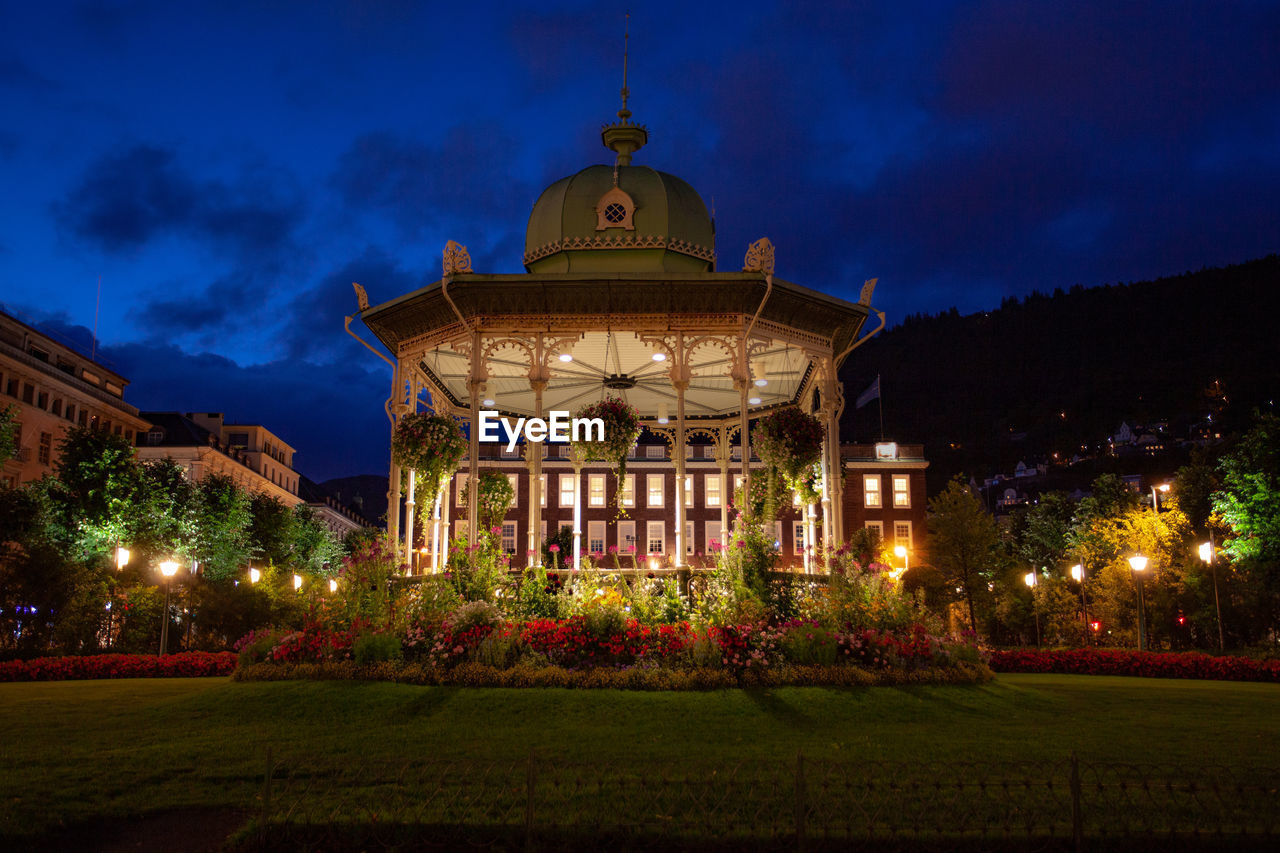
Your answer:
[875,381,885,440]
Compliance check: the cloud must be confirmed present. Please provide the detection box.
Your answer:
[53,144,304,259]
[278,246,429,360]
[331,125,535,244]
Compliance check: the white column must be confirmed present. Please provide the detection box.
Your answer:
[404,469,417,573]
[674,375,688,569]
[442,472,452,563]
[467,371,481,548]
[572,460,583,571]
[430,485,443,573]
[717,427,730,537]
[387,364,403,548]
[528,380,546,566]
[804,502,815,574]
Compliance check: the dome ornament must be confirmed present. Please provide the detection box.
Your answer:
[442,240,472,277]
[601,12,647,166]
[743,237,776,276]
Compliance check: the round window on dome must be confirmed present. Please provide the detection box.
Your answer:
[604,203,627,224]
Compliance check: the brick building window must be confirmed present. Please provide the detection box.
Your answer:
[863,475,881,508]
[892,475,910,508]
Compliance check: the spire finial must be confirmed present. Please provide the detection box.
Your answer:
[601,10,647,165]
[619,11,631,122]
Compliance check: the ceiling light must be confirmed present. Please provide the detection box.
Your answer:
[748,396,762,405]
[657,403,669,424]
[652,352,667,362]
[482,398,495,407]
[558,353,573,362]
[754,378,768,387]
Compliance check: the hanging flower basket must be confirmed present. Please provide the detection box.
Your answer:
[755,408,825,491]
[571,395,642,490]
[391,413,466,509]
[461,469,516,533]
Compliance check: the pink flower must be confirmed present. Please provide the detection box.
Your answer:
[548,544,560,553]
[608,545,619,554]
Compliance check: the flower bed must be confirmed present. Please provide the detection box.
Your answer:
[0,651,237,682]
[233,616,990,689]
[988,648,1280,683]
[233,660,993,690]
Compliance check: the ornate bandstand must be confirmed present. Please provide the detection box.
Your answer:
[349,101,884,574]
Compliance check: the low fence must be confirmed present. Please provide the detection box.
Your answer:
[245,752,1280,851]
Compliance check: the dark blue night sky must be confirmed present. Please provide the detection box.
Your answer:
[2,1,1277,481]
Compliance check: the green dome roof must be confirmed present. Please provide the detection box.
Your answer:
[523,164,716,273]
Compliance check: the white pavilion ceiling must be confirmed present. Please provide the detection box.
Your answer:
[416,331,814,419]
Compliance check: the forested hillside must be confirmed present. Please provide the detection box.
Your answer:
[840,255,1278,488]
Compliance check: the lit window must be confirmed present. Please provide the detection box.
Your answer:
[618,520,636,553]
[892,475,910,508]
[539,474,547,507]
[685,521,695,555]
[864,475,881,508]
[894,521,912,548]
[647,474,664,507]
[559,474,576,508]
[620,474,635,507]
[684,474,694,508]
[706,521,722,553]
[588,474,606,508]
[508,474,519,508]
[501,522,517,554]
[705,475,722,507]
[647,521,665,554]
[646,444,665,459]
[588,521,605,554]
[793,521,806,555]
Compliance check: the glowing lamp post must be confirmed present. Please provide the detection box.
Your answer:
[1129,555,1149,651]
[249,567,261,584]
[893,545,910,582]
[293,574,303,592]
[1199,538,1225,651]
[158,559,180,656]
[1024,571,1041,648]
[115,547,130,570]
[329,578,338,593]
[1071,563,1091,646]
[1151,483,1170,515]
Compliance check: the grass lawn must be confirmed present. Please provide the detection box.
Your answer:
[3,673,1279,845]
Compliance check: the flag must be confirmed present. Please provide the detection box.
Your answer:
[856,375,880,409]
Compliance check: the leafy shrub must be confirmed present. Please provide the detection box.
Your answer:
[780,622,838,665]
[446,600,504,635]
[353,632,403,665]
[988,648,1280,682]
[0,652,236,681]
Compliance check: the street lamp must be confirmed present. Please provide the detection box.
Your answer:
[1199,538,1226,652]
[1151,482,1170,515]
[249,567,261,584]
[158,559,180,656]
[329,578,338,593]
[293,574,303,592]
[1071,563,1091,646]
[1024,571,1041,648]
[1128,555,1148,651]
[115,546,130,570]
[894,545,910,581]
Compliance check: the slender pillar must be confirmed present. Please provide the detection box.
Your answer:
[819,436,833,553]
[404,469,417,572]
[528,380,546,566]
[673,368,689,569]
[442,472,452,563]
[429,485,442,572]
[738,379,751,512]
[805,502,817,574]
[572,458,583,571]
[717,427,730,538]
[466,333,482,547]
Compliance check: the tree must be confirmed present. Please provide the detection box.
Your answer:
[193,474,252,582]
[50,427,144,560]
[248,492,297,568]
[1213,413,1280,634]
[1017,491,1077,571]
[133,458,197,563]
[1214,413,1280,566]
[929,477,1001,633]
[291,504,341,576]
